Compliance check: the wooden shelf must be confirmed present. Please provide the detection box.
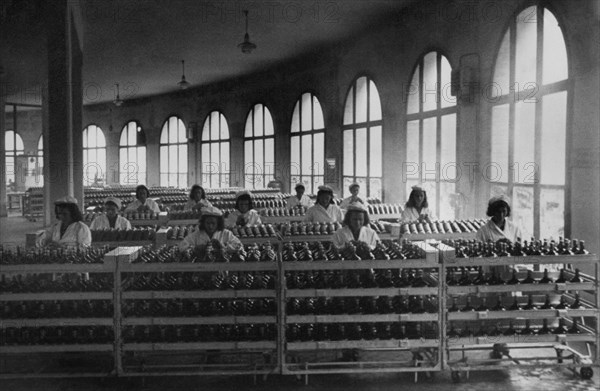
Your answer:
[287,338,439,351]
[285,287,437,298]
[286,313,438,323]
[122,341,276,352]
[0,292,113,301]
[122,316,277,326]
[122,290,276,300]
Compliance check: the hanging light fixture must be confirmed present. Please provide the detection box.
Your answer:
[113,83,123,107]
[177,60,190,89]
[238,10,257,54]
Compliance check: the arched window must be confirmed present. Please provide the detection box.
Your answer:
[244,103,275,189]
[405,52,457,219]
[159,116,188,187]
[290,92,325,194]
[119,121,147,185]
[201,111,230,189]
[490,5,569,239]
[82,125,107,186]
[343,76,383,199]
[4,131,24,187]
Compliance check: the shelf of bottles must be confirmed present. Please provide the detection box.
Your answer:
[400,220,484,241]
[280,239,442,375]
[276,222,396,243]
[0,246,117,366]
[438,238,599,376]
[117,243,280,376]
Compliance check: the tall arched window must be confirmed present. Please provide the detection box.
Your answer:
[82,125,107,186]
[343,76,383,199]
[290,92,325,194]
[490,5,569,239]
[5,131,24,187]
[119,121,147,185]
[159,116,188,187]
[244,103,275,189]
[201,111,230,189]
[405,52,457,219]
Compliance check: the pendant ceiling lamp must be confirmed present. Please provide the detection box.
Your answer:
[238,10,257,54]
[178,60,190,90]
[113,83,123,107]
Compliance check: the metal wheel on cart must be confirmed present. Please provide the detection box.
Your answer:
[580,366,593,380]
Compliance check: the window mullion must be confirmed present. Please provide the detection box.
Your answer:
[533,4,544,238]
[507,18,517,199]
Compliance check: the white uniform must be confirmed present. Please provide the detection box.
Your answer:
[287,195,312,209]
[476,218,522,243]
[304,203,344,223]
[225,209,262,227]
[90,215,132,230]
[37,221,92,250]
[400,206,435,222]
[339,196,364,210]
[183,198,213,211]
[124,198,161,214]
[178,229,242,252]
[332,226,380,250]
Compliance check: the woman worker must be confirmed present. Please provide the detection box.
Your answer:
[37,196,92,250]
[476,196,522,244]
[287,183,312,209]
[339,182,364,210]
[304,185,344,223]
[184,185,212,211]
[332,202,380,249]
[124,185,161,214]
[179,206,242,252]
[90,197,131,230]
[225,190,262,227]
[400,185,435,222]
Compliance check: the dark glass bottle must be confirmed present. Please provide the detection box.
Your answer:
[553,318,568,334]
[537,319,552,335]
[568,319,581,334]
[509,297,521,311]
[458,268,472,286]
[474,322,488,337]
[475,297,488,312]
[446,268,458,286]
[540,294,554,310]
[491,296,506,311]
[521,270,537,284]
[520,319,535,335]
[447,322,460,338]
[555,296,568,310]
[576,240,589,255]
[570,293,581,309]
[555,269,567,283]
[472,266,488,285]
[448,297,460,312]
[503,321,517,336]
[570,269,582,283]
[538,268,553,284]
[461,296,475,312]
[523,295,538,310]
[507,269,520,285]
[459,323,472,338]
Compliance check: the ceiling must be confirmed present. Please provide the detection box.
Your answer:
[2,0,415,106]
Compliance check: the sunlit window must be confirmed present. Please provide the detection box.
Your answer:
[119,121,147,185]
[201,111,230,189]
[244,104,275,189]
[4,130,24,188]
[82,125,107,186]
[159,116,188,188]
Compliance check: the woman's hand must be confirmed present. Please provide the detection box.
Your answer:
[236,215,246,226]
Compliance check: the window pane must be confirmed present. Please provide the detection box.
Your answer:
[244,141,254,175]
[491,104,510,182]
[301,134,312,175]
[343,130,353,176]
[422,181,437,218]
[265,137,274,180]
[422,117,437,181]
[160,146,168,173]
[96,127,106,147]
[138,147,146,183]
[514,101,536,184]
[169,145,178,173]
[201,144,210,173]
[179,145,187,174]
[406,120,420,180]
[301,93,312,131]
[541,92,567,185]
[211,143,219,175]
[515,6,537,89]
[540,187,564,239]
[369,126,382,177]
[82,129,88,148]
[407,65,420,114]
[291,136,300,178]
[343,86,354,125]
[490,184,508,199]
[179,174,187,188]
[369,81,382,121]
[355,128,367,177]
[355,77,367,123]
[441,114,457,181]
[422,52,437,112]
[369,178,382,200]
[440,56,456,108]
[313,96,324,129]
[264,107,274,136]
[291,102,300,133]
[253,105,263,136]
[244,114,253,137]
[220,142,230,174]
[439,181,456,220]
[254,140,264,173]
[220,114,229,139]
[211,112,219,140]
[543,9,568,84]
[313,132,324,176]
[512,185,534,239]
[202,119,210,141]
[343,177,354,198]
[493,30,510,96]
[128,124,136,145]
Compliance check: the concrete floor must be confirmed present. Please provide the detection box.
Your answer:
[1,215,598,390]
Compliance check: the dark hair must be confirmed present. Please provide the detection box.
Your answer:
[349,183,360,191]
[189,185,206,200]
[235,194,253,210]
[405,189,428,209]
[56,203,84,223]
[199,214,225,231]
[105,201,119,209]
[136,185,150,199]
[295,183,305,191]
[316,190,334,205]
[487,199,511,218]
[342,209,370,227]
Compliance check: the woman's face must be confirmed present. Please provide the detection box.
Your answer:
[318,192,332,207]
[105,203,118,218]
[137,189,148,203]
[350,186,360,197]
[295,187,305,198]
[56,206,73,225]
[413,191,425,207]
[192,188,202,201]
[348,211,364,232]
[238,199,251,213]
[492,205,509,224]
[204,216,219,235]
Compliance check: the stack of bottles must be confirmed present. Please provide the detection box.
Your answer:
[168,210,203,220]
[2,300,113,318]
[446,266,587,286]
[228,224,279,238]
[281,240,428,262]
[447,318,584,338]
[1,326,115,345]
[131,243,278,264]
[402,219,486,235]
[91,227,156,242]
[0,273,113,293]
[366,203,403,215]
[286,322,438,342]
[0,246,109,265]
[122,324,277,343]
[123,211,160,221]
[260,206,306,217]
[122,271,277,291]
[447,292,584,312]
[166,225,196,240]
[442,237,589,258]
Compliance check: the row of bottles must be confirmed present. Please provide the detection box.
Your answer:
[2,300,113,319]
[132,243,278,263]
[281,240,426,262]
[446,267,584,286]
[447,318,583,337]
[277,222,341,236]
[228,224,278,238]
[260,206,307,217]
[122,298,277,317]
[1,326,114,346]
[122,271,277,291]
[443,237,588,258]
[366,204,403,215]
[123,324,277,343]
[0,273,113,293]
[0,246,109,265]
[402,219,486,235]
[448,293,582,312]
[91,227,157,242]
[286,322,438,342]
[285,268,435,289]
[286,295,438,315]
[166,225,196,240]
